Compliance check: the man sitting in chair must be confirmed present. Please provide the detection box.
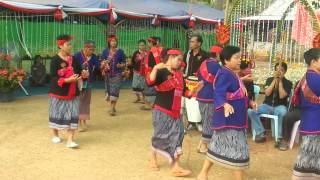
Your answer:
[248,62,292,151]
[29,55,48,87]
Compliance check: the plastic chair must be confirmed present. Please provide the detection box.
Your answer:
[260,114,279,141]
[251,85,285,142]
[253,85,260,101]
[252,85,264,141]
[289,120,301,149]
[252,114,279,141]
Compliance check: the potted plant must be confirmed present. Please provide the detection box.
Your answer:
[0,51,26,102]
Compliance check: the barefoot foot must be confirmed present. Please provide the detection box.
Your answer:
[147,160,160,171]
[171,167,191,177]
[197,142,208,154]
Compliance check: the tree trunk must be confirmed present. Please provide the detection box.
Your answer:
[214,0,224,10]
[224,0,230,21]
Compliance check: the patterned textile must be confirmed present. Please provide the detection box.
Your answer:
[105,74,122,101]
[207,129,249,170]
[49,97,79,129]
[293,135,320,180]
[151,109,184,164]
[199,101,214,142]
[132,72,146,92]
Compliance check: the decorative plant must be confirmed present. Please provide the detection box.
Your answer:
[215,24,231,45]
[0,51,26,93]
[241,52,255,69]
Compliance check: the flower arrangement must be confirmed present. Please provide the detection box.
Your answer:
[241,54,255,69]
[272,58,289,65]
[241,57,251,64]
[215,24,230,45]
[0,51,26,93]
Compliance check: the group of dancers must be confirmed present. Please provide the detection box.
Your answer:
[47,33,320,180]
[48,34,164,146]
[145,44,252,179]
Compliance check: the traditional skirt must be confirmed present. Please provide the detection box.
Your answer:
[79,88,91,121]
[145,95,156,104]
[293,135,320,180]
[199,101,214,142]
[207,129,249,170]
[105,74,122,101]
[49,97,79,130]
[143,84,157,104]
[132,72,145,93]
[151,109,184,164]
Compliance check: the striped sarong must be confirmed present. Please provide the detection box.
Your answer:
[151,109,184,164]
[105,74,122,101]
[132,72,145,93]
[293,135,320,180]
[199,101,214,142]
[49,97,79,130]
[207,129,249,170]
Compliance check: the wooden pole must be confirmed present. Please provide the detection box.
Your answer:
[216,0,224,10]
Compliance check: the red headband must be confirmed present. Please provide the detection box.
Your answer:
[148,37,157,43]
[57,40,68,47]
[84,44,95,48]
[167,49,182,55]
[107,36,117,43]
[210,45,223,54]
[57,37,73,47]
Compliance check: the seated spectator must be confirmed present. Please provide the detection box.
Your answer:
[282,81,301,149]
[248,62,293,151]
[29,55,48,87]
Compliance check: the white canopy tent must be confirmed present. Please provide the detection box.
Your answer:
[241,0,296,21]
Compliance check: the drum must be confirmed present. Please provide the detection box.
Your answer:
[184,76,201,123]
[185,76,199,93]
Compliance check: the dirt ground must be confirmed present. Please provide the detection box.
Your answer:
[0,89,298,180]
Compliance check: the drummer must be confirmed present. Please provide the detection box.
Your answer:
[183,34,210,131]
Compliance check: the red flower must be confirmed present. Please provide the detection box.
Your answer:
[11,72,18,78]
[216,24,230,45]
[4,55,12,61]
[16,69,26,77]
[60,62,67,68]
[10,69,26,79]
[0,69,9,76]
[58,69,66,77]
